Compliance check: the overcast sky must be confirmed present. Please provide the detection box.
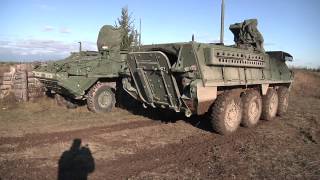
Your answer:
[1,0,319,67]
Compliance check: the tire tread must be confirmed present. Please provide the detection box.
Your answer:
[241,90,262,127]
[87,82,115,113]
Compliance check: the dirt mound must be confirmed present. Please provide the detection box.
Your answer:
[292,70,320,98]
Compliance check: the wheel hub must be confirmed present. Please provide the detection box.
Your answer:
[225,100,240,131]
[98,91,112,108]
[249,97,259,121]
[283,96,289,110]
[269,94,278,115]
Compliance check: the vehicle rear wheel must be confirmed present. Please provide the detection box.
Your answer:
[277,86,289,116]
[87,82,115,113]
[261,88,278,120]
[209,92,242,135]
[241,90,262,127]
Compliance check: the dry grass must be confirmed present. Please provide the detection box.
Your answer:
[0,63,12,82]
[292,69,320,99]
[0,96,152,137]
[0,62,15,73]
[0,93,18,109]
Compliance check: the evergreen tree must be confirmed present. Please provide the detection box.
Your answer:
[115,6,136,50]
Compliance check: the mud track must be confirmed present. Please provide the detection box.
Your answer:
[0,120,159,151]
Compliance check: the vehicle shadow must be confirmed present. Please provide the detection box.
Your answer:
[58,138,95,180]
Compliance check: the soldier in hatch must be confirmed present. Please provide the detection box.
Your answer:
[245,19,265,52]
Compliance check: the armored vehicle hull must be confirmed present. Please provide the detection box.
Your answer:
[118,19,293,135]
[125,43,292,111]
[122,42,293,134]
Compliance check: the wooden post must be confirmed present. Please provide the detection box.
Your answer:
[21,70,28,102]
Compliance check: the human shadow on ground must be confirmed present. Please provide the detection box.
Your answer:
[58,139,95,180]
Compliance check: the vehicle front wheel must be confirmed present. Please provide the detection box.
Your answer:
[87,82,115,113]
[209,92,242,135]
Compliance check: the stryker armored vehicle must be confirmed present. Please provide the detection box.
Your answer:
[34,19,293,135]
[33,25,126,111]
[122,19,293,135]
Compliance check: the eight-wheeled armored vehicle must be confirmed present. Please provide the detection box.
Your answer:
[33,19,293,135]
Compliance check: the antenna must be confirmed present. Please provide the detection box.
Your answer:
[139,18,142,47]
[220,0,225,44]
[78,41,82,52]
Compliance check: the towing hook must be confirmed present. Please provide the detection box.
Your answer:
[142,103,147,109]
[185,109,192,118]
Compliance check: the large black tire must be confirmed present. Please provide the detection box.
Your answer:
[261,88,278,121]
[277,86,289,116]
[209,92,242,135]
[87,82,115,113]
[115,80,130,108]
[241,90,262,127]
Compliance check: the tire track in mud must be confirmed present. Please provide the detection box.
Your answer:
[3,130,251,180]
[0,120,161,151]
[92,116,316,179]
[93,127,259,179]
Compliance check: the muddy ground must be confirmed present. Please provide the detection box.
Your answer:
[0,70,319,180]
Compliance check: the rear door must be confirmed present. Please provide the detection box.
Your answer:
[127,51,181,111]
